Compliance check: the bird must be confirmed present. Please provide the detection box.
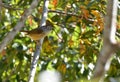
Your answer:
[21,20,53,41]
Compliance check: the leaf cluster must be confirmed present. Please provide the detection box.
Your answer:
[0,0,120,82]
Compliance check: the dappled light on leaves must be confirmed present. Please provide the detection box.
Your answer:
[0,0,119,82]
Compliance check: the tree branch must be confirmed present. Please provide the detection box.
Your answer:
[0,0,40,52]
[48,10,82,17]
[0,1,21,10]
[28,0,49,82]
[93,0,118,79]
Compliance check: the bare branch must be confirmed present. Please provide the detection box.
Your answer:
[0,1,21,10]
[48,10,82,17]
[0,0,40,52]
[28,0,50,82]
[93,0,118,79]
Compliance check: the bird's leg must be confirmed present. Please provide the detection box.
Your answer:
[35,40,40,45]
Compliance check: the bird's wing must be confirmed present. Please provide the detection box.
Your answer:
[28,27,44,34]
[20,26,44,35]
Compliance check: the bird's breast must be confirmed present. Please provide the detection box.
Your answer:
[28,32,49,40]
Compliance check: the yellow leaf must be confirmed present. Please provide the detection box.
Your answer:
[67,16,77,22]
[80,6,90,19]
[80,44,86,55]
[91,10,100,18]
[38,7,43,13]
[82,9,89,19]
[42,37,53,53]
[84,39,91,45]
[79,39,86,55]
[57,63,66,75]
[68,37,74,47]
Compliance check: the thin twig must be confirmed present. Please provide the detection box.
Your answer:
[0,2,21,10]
[53,29,63,41]
[48,10,82,18]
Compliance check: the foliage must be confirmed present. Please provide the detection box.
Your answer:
[0,0,120,82]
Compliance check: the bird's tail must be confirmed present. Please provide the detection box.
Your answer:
[20,30,29,35]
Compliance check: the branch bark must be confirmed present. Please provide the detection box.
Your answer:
[28,0,50,82]
[48,10,81,17]
[93,0,118,80]
[0,1,21,10]
[0,0,40,52]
